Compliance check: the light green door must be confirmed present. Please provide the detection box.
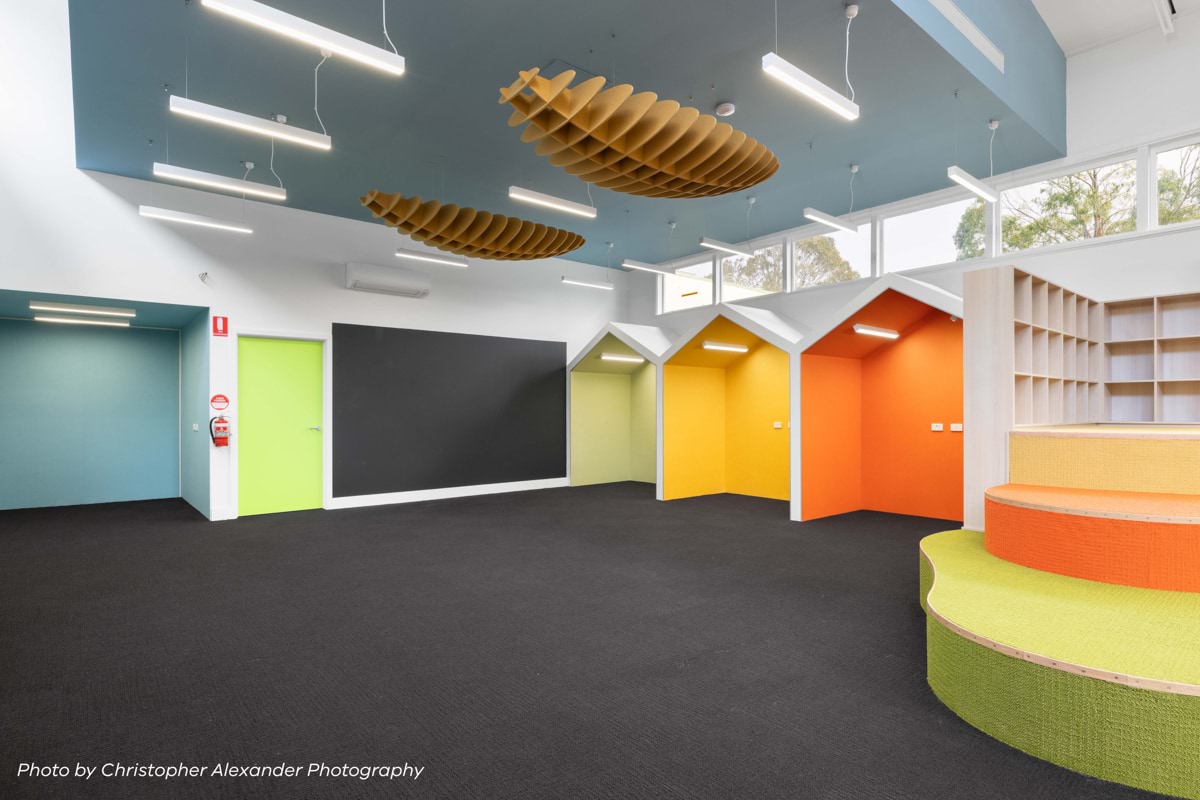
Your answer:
[238,337,323,516]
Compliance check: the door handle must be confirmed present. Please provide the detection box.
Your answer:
[308,426,321,431]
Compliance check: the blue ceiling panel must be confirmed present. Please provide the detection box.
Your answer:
[67,0,1066,268]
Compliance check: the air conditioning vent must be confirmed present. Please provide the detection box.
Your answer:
[345,262,431,299]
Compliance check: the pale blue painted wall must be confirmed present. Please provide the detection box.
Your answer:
[890,0,1066,155]
[0,319,180,510]
[180,311,210,518]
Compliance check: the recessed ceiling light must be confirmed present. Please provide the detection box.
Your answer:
[508,186,597,219]
[715,102,736,117]
[395,248,469,268]
[139,205,253,234]
[200,0,406,76]
[153,162,287,201]
[761,52,859,121]
[28,301,136,318]
[699,237,753,258]
[169,95,332,150]
[600,353,645,363]
[853,323,900,339]
[702,341,749,353]
[947,165,998,203]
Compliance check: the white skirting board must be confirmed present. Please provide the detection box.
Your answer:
[324,477,569,510]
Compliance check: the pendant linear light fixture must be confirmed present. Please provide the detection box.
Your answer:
[703,341,750,353]
[762,4,860,121]
[508,186,597,219]
[853,323,900,339]
[395,247,468,268]
[561,277,614,291]
[699,237,753,258]
[947,120,1000,203]
[803,207,856,234]
[200,0,406,76]
[621,259,671,275]
[139,205,253,234]
[34,316,131,328]
[804,163,859,234]
[153,162,287,201]
[600,353,645,363]
[29,301,135,318]
[170,95,332,150]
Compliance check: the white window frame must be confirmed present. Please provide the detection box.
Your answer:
[646,122,1200,318]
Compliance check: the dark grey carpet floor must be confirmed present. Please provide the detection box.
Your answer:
[0,483,1166,799]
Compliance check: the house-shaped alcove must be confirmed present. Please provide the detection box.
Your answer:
[568,323,674,487]
[798,275,964,522]
[661,306,804,508]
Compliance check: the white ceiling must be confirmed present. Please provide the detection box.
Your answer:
[1033,0,1197,55]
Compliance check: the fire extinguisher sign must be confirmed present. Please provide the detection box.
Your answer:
[212,316,228,337]
[210,394,230,411]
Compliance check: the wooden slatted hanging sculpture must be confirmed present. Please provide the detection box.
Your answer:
[361,190,585,260]
[499,68,780,199]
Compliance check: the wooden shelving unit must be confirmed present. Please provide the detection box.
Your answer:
[1010,275,1200,424]
[964,267,1200,530]
[1012,271,1102,426]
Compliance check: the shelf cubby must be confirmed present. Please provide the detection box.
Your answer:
[1062,292,1075,335]
[1075,340,1090,382]
[1032,279,1049,328]
[1106,382,1155,423]
[1049,332,1064,377]
[1032,377,1050,425]
[1106,340,1155,382]
[1032,328,1049,376]
[1014,375,1033,425]
[1158,294,1200,339]
[1158,337,1200,382]
[1014,272,1033,323]
[1048,287,1064,332]
[1158,381,1200,423]
[1014,323,1033,375]
[1106,299,1155,342]
[1075,296,1090,341]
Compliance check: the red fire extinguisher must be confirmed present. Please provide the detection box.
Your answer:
[210,416,231,447]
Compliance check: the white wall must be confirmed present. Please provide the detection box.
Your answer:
[0,1,626,519]
[1067,11,1200,156]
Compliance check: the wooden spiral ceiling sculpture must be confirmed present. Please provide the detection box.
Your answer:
[361,190,585,260]
[499,68,779,198]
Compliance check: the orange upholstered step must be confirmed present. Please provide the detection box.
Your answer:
[984,483,1200,592]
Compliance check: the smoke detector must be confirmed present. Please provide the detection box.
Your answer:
[715,102,736,117]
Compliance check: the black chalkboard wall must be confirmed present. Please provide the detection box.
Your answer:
[332,323,566,497]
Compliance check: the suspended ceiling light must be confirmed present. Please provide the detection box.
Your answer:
[395,248,468,268]
[699,237,753,258]
[169,95,332,150]
[139,205,253,234]
[621,259,671,275]
[761,53,859,121]
[803,208,856,234]
[600,353,645,363]
[200,0,406,76]
[508,186,597,219]
[853,323,900,339]
[153,162,287,201]
[35,316,130,328]
[561,277,613,291]
[28,301,135,318]
[703,341,749,353]
[946,165,997,203]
